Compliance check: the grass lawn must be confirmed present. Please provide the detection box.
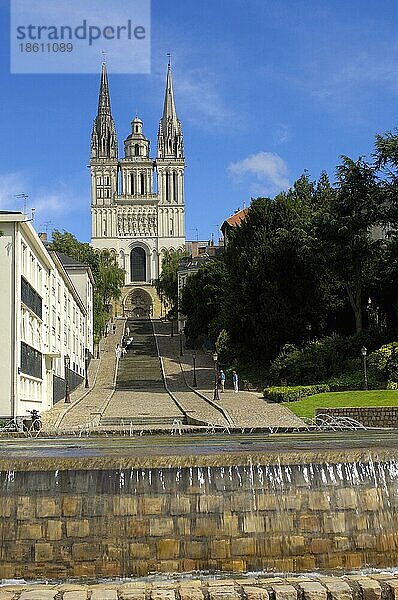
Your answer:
[282,389,398,419]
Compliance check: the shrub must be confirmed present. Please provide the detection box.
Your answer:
[325,370,381,391]
[263,384,329,403]
[368,342,398,382]
[268,330,390,386]
[268,335,350,385]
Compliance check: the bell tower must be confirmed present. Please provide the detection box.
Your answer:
[156,61,185,240]
[90,62,118,240]
[89,61,186,318]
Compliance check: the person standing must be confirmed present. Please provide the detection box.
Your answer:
[112,323,116,334]
[126,325,130,337]
[219,369,226,392]
[232,371,239,393]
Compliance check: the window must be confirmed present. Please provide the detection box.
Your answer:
[173,172,178,201]
[20,342,42,379]
[130,247,146,281]
[165,172,170,201]
[140,173,145,195]
[21,276,42,319]
[134,144,140,156]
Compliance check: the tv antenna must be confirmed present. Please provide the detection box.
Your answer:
[14,193,28,215]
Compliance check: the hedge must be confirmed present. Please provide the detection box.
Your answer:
[263,384,330,403]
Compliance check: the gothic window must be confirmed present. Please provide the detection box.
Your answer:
[165,172,170,202]
[173,172,178,202]
[134,144,140,156]
[130,173,135,195]
[105,189,110,198]
[130,247,146,282]
[140,173,145,195]
[105,176,110,185]
[135,125,139,133]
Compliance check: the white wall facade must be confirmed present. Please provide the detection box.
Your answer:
[0,213,94,419]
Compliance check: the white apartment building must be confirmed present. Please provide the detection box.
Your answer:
[0,212,94,419]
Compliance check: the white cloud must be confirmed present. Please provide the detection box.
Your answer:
[173,68,234,127]
[228,152,289,196]
[273,123,291,144]
[0,171,29,210]
[0,171,87,229]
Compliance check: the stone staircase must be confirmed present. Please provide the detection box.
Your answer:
[100,319,184,427]
[116,319,164,391]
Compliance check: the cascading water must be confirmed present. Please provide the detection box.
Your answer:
[1,443,398,580]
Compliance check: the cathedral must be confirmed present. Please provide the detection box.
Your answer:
[90,62,185,318]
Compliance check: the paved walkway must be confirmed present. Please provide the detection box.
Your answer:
[155,321,230,427]
[42,319,304,432]
[41,321,126,431]
[155,321,305,429]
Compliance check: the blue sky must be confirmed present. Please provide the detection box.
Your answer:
[1,0,398,242]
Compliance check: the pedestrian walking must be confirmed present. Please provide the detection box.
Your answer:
[122,346,127,356]
[115,344,122,360]
[112,323,116,334]
[126,325,130,337]
[105,322,110,336]
[232,370,239,393]
[219,369,226,392]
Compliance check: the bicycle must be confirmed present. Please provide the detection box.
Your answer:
[25,410,42,437]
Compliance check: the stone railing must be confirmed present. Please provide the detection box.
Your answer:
[2,574,398,600]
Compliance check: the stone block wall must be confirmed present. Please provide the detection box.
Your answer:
[1,460,398,579]
[315,406,398,428]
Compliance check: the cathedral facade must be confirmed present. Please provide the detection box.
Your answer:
[90,63,185,317]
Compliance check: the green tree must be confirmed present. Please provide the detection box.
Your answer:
[154,248,188,318]
[180,259,228,343]
[317,156,381,332]
[50,230,125,339]
[224,176,338,361]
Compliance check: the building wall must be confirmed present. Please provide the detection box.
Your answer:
[0,215,94,418]
[0,223,16,417]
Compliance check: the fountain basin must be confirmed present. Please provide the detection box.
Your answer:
[0,432,398,580]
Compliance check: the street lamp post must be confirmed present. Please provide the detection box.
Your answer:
[84,348,89,388]
[213,351,220,402]
[192,351,197,387]
[64,354,71,403]
[179,325,184,357]
[361,346,368,391]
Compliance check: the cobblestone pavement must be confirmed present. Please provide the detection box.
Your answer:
[1,574,398,600]
[41,321,126,431]
[155,322,304,429]
[43,319,304,432]
[154,321,229,427]
[102,389,183,424]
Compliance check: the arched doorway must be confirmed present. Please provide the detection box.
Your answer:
[130,247,146,282]
[123,289,153,318]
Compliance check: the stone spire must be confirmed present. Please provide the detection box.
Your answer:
[157,62,184,159]
[91,63,118,159]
